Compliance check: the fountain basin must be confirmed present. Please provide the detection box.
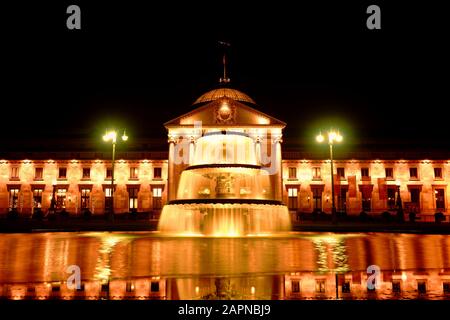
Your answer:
[158,202,291,237]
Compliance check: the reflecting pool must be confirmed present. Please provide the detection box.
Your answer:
[1,232,450,300]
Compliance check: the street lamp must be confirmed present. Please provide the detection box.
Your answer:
[103,129,128,221]
[316,130,343,223]
[395,180,404,222]
[49,181,57,214]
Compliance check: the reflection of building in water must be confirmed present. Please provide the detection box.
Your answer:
[2,232,450,300]
[2,270,450,300]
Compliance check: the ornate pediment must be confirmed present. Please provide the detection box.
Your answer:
[165,96,285,128]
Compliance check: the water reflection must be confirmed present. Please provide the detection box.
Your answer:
[1,232,450,300]
[312,235,349,273]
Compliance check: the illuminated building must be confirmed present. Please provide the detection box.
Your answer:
[0,86,448,219]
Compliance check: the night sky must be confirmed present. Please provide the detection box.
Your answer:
[1,1,448,154]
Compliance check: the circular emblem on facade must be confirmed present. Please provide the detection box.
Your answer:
[215,100,236,124]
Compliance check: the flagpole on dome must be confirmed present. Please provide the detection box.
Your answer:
[218,41,231,84]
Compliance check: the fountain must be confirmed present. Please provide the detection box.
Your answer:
[158,130,291,236]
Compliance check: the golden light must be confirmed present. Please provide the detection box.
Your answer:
[316,130,343,144]
[316,133,324,143]
[195,286,200,295]
[220,101,230,113]
[250,286,256,295]
[103,130,117,142]
[329,131,337,141]
[401,272,407,281]
[121,130,128,141]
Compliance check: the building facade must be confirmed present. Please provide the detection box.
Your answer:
[283,159,449,219]
[0,158,168,217]
[0,86,448,218]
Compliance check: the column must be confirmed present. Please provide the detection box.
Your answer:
[255,136,261,165]
[189,137,195,166]
[273,135,283,201]
[168,136,176,202]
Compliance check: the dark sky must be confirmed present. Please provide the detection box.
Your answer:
[2,1,449,153]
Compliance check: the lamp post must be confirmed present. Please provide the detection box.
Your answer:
[103,129,128,221]
[316,130,343,224]
[396,180,404,222]
[50,182,57,213]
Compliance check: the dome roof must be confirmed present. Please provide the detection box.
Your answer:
[193,87,256,105]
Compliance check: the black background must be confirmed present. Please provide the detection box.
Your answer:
[1,1,449,153]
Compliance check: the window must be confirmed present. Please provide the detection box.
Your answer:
[106,168,112,179]
[104,187,113,212]
[337,188,347,212]
[387,187,396,210]
[58,168,67,179]
[288,187,298,210]
[315,280,325,293]
[129,187,139,209]
[337,168,345,179]
[362,197,371,211]
[312,167,321,180]
[361,168,369,178]
[417,281,427,294]
[288,167,297,179]
[105,187,113,197]
[291,280,300,293]
[27,286,36,295]
[10,167,19,180]
[130,167,139,179]
[80,188,91,209]
[410,188,420,206]
[9,188,19,209]
[409,167,418,180]
[56,188,67,209]
[150,281,160,292]
[126,282,134,293]
[82,168,90,179]
[153,167,162,179]
[312,188,322,210]
[385,168,394,179]
[342,281,351,293]
[361,186,372,212]
[443,282,450,294]
[392,281,401,294]
[153,187,163,209]
[435,189,445,210]
[35,168,43,180]
[33,189,43,208]
[434,167,443,179]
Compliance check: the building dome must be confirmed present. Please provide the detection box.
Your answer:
[193,87,256,105]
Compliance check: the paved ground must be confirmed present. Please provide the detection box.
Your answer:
[1,218,450,234]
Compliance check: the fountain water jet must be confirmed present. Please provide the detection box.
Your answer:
[158,131,291,236]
